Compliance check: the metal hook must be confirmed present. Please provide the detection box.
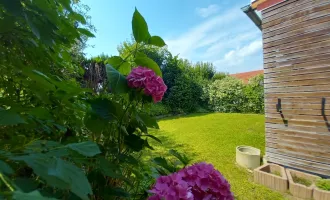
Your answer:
[322,97,326,116]
[276,98,282,113]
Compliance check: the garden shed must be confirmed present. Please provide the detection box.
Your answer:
[244,0,330,177]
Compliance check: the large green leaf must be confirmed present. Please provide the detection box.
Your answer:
[169,149,191,166]
[77,28,95,37]
[136,112,159,129]
[132,8,150,43]
[89,98,124,121]
[0,15,16,33]
[148,36,166,47]
[106,64,129,94]
[48,158,93,200]
[134,52,162,77]
[14,178,39,193]
[66,141,101,157]
[0,160,13,175]
[118,62,131,75]
[124,134,145,152]
[13,190,57,200]
[84,113,108,135]
[106,56,123,68]
[0,109,26,126]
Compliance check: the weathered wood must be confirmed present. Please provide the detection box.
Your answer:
[264,72,330,84]
[264,32,330,53]
[265,85,330,93]
[264,77,330,88]
[266,113,329,121]
[263,0,330,177]
[264,54,330,69]
[264,46,330,64]
[264,39,330,59]
[263,0,329,23]
[265,65,330,77]
[264,60,330,74]
[264,28,330,49]
[264,14,330,40]
[263,4,330,31]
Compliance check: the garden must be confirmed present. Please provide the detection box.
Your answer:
[0,0,270,199]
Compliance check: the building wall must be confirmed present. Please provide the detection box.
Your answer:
[262,0,330,176]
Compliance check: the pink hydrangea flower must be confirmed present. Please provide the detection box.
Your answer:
[149,162,234,200]
[126,66,167,103]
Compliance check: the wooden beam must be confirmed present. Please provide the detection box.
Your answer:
[252,0,286,11]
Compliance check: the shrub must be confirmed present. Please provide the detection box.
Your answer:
[148,103,171,116]
[209,76,245,113]
[242,74,264,113]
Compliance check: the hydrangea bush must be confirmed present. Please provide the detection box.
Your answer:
[149,163,234,200]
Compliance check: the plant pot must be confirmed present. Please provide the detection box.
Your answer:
[236,146,260,169]
[254,163,288,192]
[314,180,330,200]
[286,169,321,199]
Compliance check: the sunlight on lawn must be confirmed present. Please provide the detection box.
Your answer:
[145,113,285,200]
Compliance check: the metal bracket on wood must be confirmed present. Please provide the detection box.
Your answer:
[322,97,326,116]
[276,98,282,113]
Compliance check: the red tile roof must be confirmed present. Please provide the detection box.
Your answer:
[230,70,263,84]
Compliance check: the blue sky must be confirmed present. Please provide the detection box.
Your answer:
[81,0,263,74]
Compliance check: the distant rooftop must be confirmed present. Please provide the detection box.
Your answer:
[230,70,263,84]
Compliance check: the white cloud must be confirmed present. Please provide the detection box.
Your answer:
[214,39,262,68]
[165,5,263,73]
[196,4,220,18]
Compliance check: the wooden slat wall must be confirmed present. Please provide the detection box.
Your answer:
[262,0,330,177]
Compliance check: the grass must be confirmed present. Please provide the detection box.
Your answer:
[145,113,285,200]
[271,171,282,177]
[316,179,330,191]
[292,175,312,187]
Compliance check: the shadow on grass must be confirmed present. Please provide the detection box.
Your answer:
[142,130,199,164]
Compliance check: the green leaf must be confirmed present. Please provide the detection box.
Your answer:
[105,187,130,198]
[0,109,26,126]
[134,53,162,77]
[84,114,108,134]
[48,158,93,200]
[97,157,123,179]
[106,56,123,68]
[0,160,13,175]
[118,62,131,75]
[0,15,16,33]
[14,178,39,193]
[169,149,191,166]
[69,13,86,25]
[136,112,159,129]
[78,28,95,37]
[132,8,150,43]
[124,134,145,152]
[13,190,57,200]
[106,64,129,94]
[148,36,166,47]
[24,13,40,39]
[142,134,162,143]
[0,0,22,16]
[89,98,124,121]
[67,141,101,157]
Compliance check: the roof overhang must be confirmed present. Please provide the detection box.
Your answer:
[251,0,286,11]
[241,5,262,31]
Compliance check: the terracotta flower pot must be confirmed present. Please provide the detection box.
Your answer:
[314,179,330,200]
[286,169,321,199]
[254,163,288,192]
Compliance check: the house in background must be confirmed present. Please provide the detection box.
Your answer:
[243,0,330,177]
[230,69,264,84]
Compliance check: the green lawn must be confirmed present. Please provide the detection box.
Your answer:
[147,113,285,200]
